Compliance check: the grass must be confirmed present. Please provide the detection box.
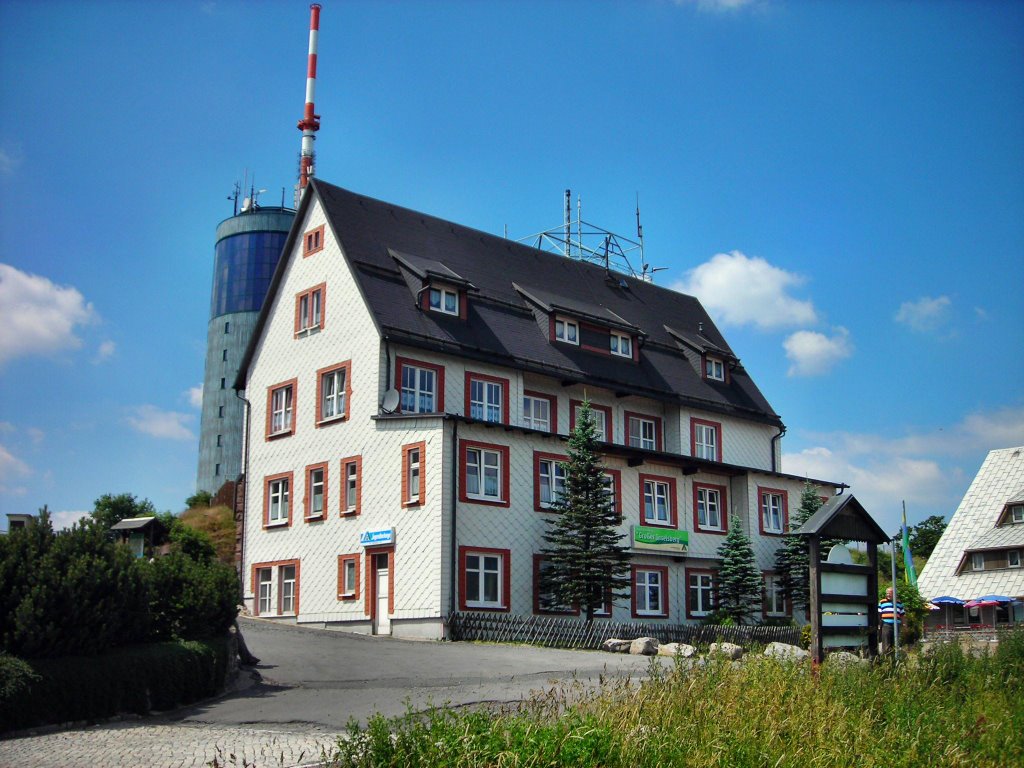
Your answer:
[323,631,1024,767]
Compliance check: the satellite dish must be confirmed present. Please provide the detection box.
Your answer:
[381,389,400,414]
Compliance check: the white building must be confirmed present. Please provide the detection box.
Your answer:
[234,180,846,639]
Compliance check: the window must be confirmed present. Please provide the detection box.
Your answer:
[534,452,567,510]
[554,316,579,344]
[317,361,351,424]
[1012,505,1024,524]
[764,573,787,617]
[402,442,425,506]
[633,566,668,618]
[465,372,508,424]
[759,488,788,535]
[626,412,660,451]
[218,405,224,418]
[571,400,612,443]
[216,434,222,447]
[220,378,226,390]
[640,474,676,527]
[266,380,296,439]
[971,552,984,571]
[252,560,300,617]
[522,391,555,432]
[305,463,327,521]
[688,571,715,618]
[603,469,623,519]
[222,348,228,361]
[303,225,324,256]
[295,284,325,336]
[694,482,727,533]
[396,357,444,414]
[257,568,273,615]
[428,286,459,315]
[460,441,509,506]
[264,472,293,527]
[279,565,297,614]
[533,555,577,615]
[224,321,230,334]
[459,546,510,611]
[337,554,360,600]
[691,418,722,462]
[610,332,632,358]
[214,463,220,476]
[1009,550,1021,568]
[705,355,725,381]
[340,456,361,515]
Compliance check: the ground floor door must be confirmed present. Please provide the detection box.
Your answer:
[370,550,392,635]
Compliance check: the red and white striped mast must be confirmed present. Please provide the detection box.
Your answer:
[295,3,322,206]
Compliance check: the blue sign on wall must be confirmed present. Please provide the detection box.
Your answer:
[359,528,395,547]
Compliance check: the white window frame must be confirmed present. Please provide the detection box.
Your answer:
[320,368,346,422]
[257,569,273,615]
[643,479,671,525]
[1008,550,1021,568]
[428,286,459,315]
[705,356,725,381]
[343,462,358,512]
[401,364,438,414]
[1012,505,1024,524]
[341,558,357,596]
[406,447,421,503]
[628,416,657,450]
[279,565,296,615]
[689,573,714,617]
[762,493,784,534]
[610,332,632,358]
[297,288,323,336]
[635,569,663,616]
[267,477,290,525]
[469,378,503,423]
[538,458,566,508]
[270,385,293,436]
[522,395,551,432]
[574,405,607,442]
[308,467,325,518]
[466,447,502,501]
[694,422,719,461]
[465,551,503,609]
[765,574,786,616]
[971,552,984,571]
[602,472,618,515]
[697,487,723,531]
[554,316,579,345]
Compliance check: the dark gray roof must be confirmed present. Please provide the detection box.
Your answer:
[236,180,782,426]
[796,494,890,544]
[109,516,156,531]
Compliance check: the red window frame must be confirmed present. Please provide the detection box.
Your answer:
[303,225,325,257]
[294,282,326,336]
[458,546,511,612]
[363,546,395,618]
[395,356,445,414]
[340,455,362,516]
[693,481,728,534]
[569,399,613,443]
[251,559,300,617]
[686,568,717,619]
[315,360,352,425]
[701,352,730,384]
[533,451,569,512]
[631,564,670,619]
[624,410,663,451]
[263,471,294,529]
[464,371,510,425]
[402,441,426,507]
[603,467,623,522]
[522,390,557,433]
[459,440,511,507]
[303,462,328,522]
[639,472,678,528]
[337,553,361,601]
[265,378,297,440]
[532,554,580,616]
[757,486,789,536]
[690,417,723,462]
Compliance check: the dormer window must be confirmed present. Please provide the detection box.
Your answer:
[705,356,725,381]
[610,332,632,358]
[428,286,459,315]
[1012,505,1024,524]
[554,317,579,345]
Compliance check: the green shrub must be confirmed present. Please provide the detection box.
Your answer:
[146,552,238,641]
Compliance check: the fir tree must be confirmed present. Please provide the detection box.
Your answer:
[540,401,631,622]
[774,480,824,614]
[716,517,763,624]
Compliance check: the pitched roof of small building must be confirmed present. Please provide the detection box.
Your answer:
[237,181,782,426]
[796,494,889,544]
[918,447,1024,600]
[109,516,156,531]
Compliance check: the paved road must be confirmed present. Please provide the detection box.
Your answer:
[1,618,662,767]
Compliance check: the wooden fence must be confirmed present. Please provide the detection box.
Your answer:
[446,612,801,649]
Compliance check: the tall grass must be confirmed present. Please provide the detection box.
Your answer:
[327,631,1024,767]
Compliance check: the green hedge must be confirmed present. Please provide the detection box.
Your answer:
[0,637,230,733]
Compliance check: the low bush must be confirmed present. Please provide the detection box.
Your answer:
[146,552,238,641]
[0,637,229,733]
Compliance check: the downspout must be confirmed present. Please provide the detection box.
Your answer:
[449,417,459,620]
[384,336,391,396]
[771,425,786,473]
[234,388,252,602]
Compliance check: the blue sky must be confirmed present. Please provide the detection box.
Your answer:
[1,0,1022,534]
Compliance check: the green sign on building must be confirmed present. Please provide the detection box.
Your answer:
[632,525,689,553]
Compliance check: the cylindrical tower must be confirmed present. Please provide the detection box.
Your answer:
[196,205,295,496]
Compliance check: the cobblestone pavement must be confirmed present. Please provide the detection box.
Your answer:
[0,721,339,768]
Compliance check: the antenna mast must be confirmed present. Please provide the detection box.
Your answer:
[295,3,322,207]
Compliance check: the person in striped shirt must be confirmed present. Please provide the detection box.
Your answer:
[878,587,905,654]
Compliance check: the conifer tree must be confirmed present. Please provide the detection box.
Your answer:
[716,517,763,624]
[774,480,824,614]
[540,401,631,622]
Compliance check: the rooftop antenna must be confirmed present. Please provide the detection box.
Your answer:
[227,181,241,216]
[564,189,571,257]
[295,3,322,207]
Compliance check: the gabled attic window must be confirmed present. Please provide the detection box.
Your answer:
[705,355,725,381]
[390,249,475,321]
[610,331,632,358]
[428,285,459,316]
[554,316,579,345]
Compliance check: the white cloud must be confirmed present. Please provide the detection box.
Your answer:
[0,422,13,434]
[125,405,195,441]
[188,385,204,409]
[93,340,116,363]
[894,295,951,332]
[0,443,31,496]
[0,264,98,366]
[26,427,44,445]
[672,251,817,330]
[675,0,759,11]
[783,327,851,376]
[50,510,91,530]
[974,306,990,322]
